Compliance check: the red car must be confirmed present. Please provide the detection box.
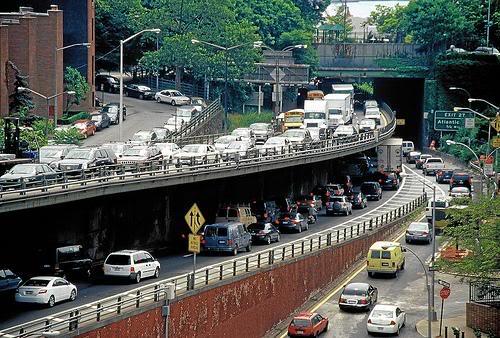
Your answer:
[288,312,328,337]
[73,119,97,138]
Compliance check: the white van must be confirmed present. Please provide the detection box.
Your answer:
[402,141,415,156]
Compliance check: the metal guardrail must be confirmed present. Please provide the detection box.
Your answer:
[0,186,425,337]
[469,281,500,306]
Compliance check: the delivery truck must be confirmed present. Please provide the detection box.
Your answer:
[303,100,328,128]
[376,138,403,173]
[324,93,352,128]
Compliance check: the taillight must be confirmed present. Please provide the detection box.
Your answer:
[390,321,396,325]
[310,203,314,207]
[423,232,429,235]
[339,297,346,303]
[359,299,368,304]
[275,220,279,225]
[228,239,234,245]
[130,266,135,273]
[38,289,47,294]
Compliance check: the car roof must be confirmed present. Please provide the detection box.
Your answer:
[295,312,315,319]
[28,276,58,281]
[409,222,429,227]
[110,250,140,255]
[372,304,397,311]
[370,241,400,250]
[345,282,370,290]
[205,222,244,227]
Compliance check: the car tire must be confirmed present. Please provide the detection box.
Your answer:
[139,94,144,100]
[48,295,55,307]
[154,267,160,278]
[266,236,271,245]
[276,234,280,242]
[157,97,162,103]
[232,247,238,256]
[124,91,128,97]
[305,223,309,231]
[396,325,400,335]
[135,272,141,284]
[171,100,176,106]
[69,289,76,301]
[401,259,405,270]
[246,243,252,252]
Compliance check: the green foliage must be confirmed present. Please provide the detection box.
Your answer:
[19,120,52,150]
[278,29,318,67]
[53,128,83,145]
[325,5,353,41]
[290,0,329,24]
[228,112,273,131]
[366,5,406,41]
[64,67,90,112]
[7,61,34,115]
[354,82,374,95]
[59,112,91,125]
[438,197,500,279]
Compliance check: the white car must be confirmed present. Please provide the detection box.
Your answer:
[281,128,313,144]
[214,135,241,152]
[15,277,77,307]
[103,250,160,283]
[155,142,181,159]
[260,136,291,155]
[117,145,162,164]
[365,107,381,124]
[402,140,415,156]
[222,141,254,159]
[359,118,376,132]
[130,130,158,145]
[367,304,406,335]
[333,125,355,137]
[173,144,219,165]
[231,128,255,146]
[102,142,132,158]
[154,89,190,106]
[450,186,472,198]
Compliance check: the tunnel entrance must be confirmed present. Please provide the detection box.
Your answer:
[374,78,425,149]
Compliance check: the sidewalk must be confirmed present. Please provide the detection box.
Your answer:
[416,316,475,338]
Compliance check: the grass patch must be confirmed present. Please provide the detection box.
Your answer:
[228,111,273,131]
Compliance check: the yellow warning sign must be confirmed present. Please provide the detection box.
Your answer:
[492,136,500,148]
[184,203,205,234]
[491,116,500,133]
[188,234,201,253]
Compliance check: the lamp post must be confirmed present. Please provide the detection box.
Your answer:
[446,139,487,195]
[55,42,91,127]
[449,87,471,107]
[119,29,161,141]
[18,87,75,136]
[468,98,499,111]
[454,107,492,154]
[191,39,263,132]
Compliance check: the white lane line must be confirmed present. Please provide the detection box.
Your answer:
[183,254,193,258]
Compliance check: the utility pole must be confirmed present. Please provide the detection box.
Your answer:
[487,0,492,47]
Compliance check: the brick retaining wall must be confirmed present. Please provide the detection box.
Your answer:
[466,302,500,337]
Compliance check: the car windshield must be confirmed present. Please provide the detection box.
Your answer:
[305,112,326,119]
[105,254,131,265]
[292,319,311,327]
[65,149,92,160]
[103,106,118,114]
[297,206,310,214]
[343,287,367,296]
[40,149,62,158]
[371,310,394,318]
[285,116,303,123]
[248,223,266,230]
[250,124,268,130]
[232,130,249,137]
[123,148,147,157]
[227,142,246,150]
[215,136,235,144]
[182,145,202,153]
[361,120,375,126]
[336,126,352,132]
[91,115,102,122]
[23,279,50,287]
[361,184,376,193]
[9,165,37,175]
[204,227,228,237]
[132,133,151,141]
[103,144,125,154]
[284,130,305,138]
[409,223,428,231]
[171,91,183,97]
[266,138,283,145]
[329,109,342,116]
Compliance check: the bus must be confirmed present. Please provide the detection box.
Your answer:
[284,109,305,130]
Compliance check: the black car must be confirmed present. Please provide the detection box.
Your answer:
[436,169,454,184]
[95,74,119,93]
[360,182,382,200]
[124,84,155,100]
[450,172,473,191]
[276,212,307,233]
[101,103,127,124]
[297,205,318,224]
[251,200,280,222]
[0,268,22,299]
[350,191,367,209]
[381,172,400,190]
[247,222,280,244]
[90,112,111,130]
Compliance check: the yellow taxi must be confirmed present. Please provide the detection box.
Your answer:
[366,241,405,277]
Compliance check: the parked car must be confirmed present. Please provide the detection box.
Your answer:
[173,144,219,165]
[333,125,356,137]
[154,89,190,106]
[215,205,256,226]
[125,84,155,100]
[360,182,382,201]
[39,144,78,167]
[102,142,131,158]
[151,127,170,142]
[130,130,158,145]
[367,305,406,336]
[415,154,432,169]
[190,97,208,110]
[247,222,280,244]
[202,222,252,255]
[155,142,180,160]
[473,46,500,55]
[276,211,308,233]
[101,103,126,124]
[423,157,445,175]
[95,74,119,93]
[380,172,400,190]
[58,147,117,171]
[366,241,405,277]
[90,112,111,130]
[402,140,415,156]
[450,172,473,191]
[103,250,160,283]
[406,151,421,164]
[260,136,291,155]
[325,195,352,216]
[287,312,328,338]
[117,145,162,165]
[222,141,254,160]
[249,123,273,144]
[250,200,280,223]
[405,222,432,244]
[0,164,59,189]
[214,135,241,152]
[73,119,96,138]
[450,186,472,198]
[436,169,454,184]
[231,128,255,146]
[339,282,378,311]
[0,269,22,297]
[297,205,318,224]
[15,277,77,307]
[359,118,376,132]
[281,128,313,145]
[350,191,367,209]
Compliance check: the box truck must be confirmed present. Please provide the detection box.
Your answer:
[376,138,403,173]
[303,100,328,128]
[324,93,352,128]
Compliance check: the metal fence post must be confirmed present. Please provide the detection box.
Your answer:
[136,290,140,308]
[310,238,313,252]
[97,303,101,321]
[337,230,340,242]
[117,296,121,314]
[282,247,286,260]
[327,233,331,246]
[301,241,305,255]
[257,253,261,268]
[357,224,360,236]
[292,243,295,258]
[233,261,237,276]
[219,265,223,280]
[269,250,274,265]
[246,257,249,272]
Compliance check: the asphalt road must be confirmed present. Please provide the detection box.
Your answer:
[84,92,176,146]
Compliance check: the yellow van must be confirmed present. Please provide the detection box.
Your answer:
[366,241,405,277]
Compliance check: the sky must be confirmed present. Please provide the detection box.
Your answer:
[326,1,410,18]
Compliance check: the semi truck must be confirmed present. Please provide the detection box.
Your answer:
[324,93,352,128]
[332,84,354,114]
[303,100,328,128]
[376,138,403,173]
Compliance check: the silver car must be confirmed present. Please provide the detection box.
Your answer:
[405,222,432,244]
[339,282,378,311]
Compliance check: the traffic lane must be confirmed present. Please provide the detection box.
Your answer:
[84,92,176,146]
[297,224,434,338]
[0,188,402,329]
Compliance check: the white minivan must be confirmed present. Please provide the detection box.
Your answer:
[103,250,160,283]
[402,141,415,156]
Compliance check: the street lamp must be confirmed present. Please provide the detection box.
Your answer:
[119,29,161,141]
[468,98,499,111]
[191,39,262,132]
[18,87,75,136]
[454,107,492,154]
[449,87,471,107]
[54,42,91,127]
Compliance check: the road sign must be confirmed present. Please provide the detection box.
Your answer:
[270,68,286,82]
[396,119,405,126]
[434,111,475,131]
[188,234,201,253]
[184,203,205,234]
[491,116,500,132]
[440,287,451,299]
[492,136,500,148]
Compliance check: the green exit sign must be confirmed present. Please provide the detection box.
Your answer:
[434,111,475,131]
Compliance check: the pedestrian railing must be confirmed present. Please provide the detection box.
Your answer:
[469,281,500,306]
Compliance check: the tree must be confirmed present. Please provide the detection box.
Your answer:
[325,5,353,42]
[290,0,329,24]
[64,67,90,113]
[366,5,406,42]
[53,128,83,145]
[438,197,500,279]
[7,61,34,115]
